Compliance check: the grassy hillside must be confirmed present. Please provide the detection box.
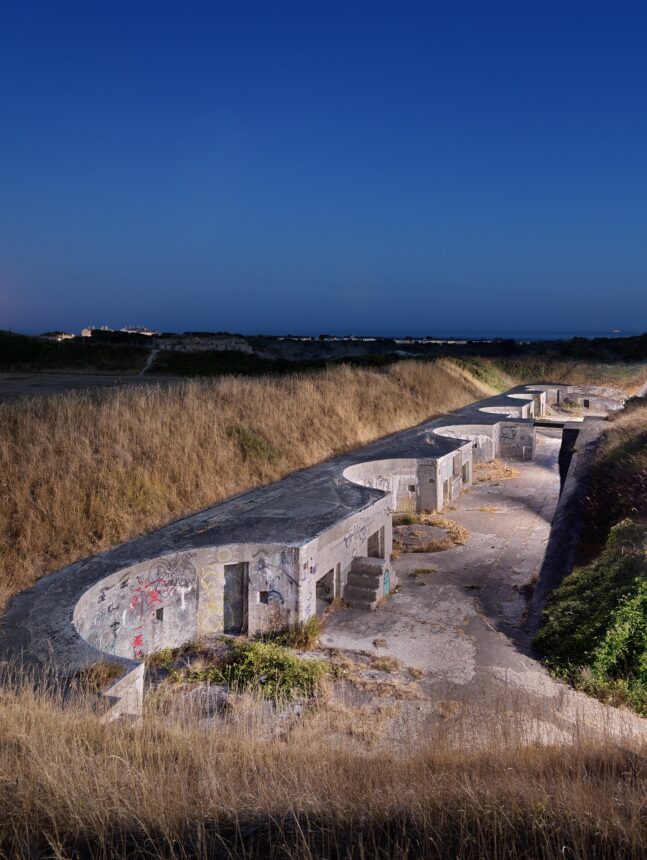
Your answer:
[580,399,647,555]
[482,356,647,394]
[535,400,647,713]
[0,359,492,609]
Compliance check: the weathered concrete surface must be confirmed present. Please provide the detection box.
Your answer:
[321,430,646,739]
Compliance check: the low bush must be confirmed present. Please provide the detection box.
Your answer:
[170,640,327,699]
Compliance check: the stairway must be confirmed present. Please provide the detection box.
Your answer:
[343,556,391,611]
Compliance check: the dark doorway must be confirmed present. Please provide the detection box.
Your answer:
[367,527,385,559]
[224,563,248,634]
[316,568,335,614]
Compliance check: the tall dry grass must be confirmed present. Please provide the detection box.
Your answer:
[0,676,645,858]
[0,360,491,609]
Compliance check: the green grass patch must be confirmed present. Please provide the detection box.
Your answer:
[535,519,647,714]
[169,640,327,699]
[450,357,510,392]
[227,425,282,465]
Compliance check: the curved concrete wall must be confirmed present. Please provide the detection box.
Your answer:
[432,424,499,462]
[343,458,421,512]
[73,544,302,660]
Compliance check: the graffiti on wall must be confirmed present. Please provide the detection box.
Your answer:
[253,549,296,606]
[88,553,198,659]
[343,522,368,549]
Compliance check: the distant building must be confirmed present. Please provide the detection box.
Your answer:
[81,325,113,338]
[120,326,160,337]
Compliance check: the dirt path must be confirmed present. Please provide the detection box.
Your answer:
[321,430,646,743]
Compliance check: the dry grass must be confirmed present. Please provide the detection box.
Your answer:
[485,357,647,395]
[370,656,402,673]
[0,360,493,609]
[474,459,522,483]
[0,678,646,857]
[394,513,470,553]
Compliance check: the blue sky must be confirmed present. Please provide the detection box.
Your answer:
[1,1,646,335]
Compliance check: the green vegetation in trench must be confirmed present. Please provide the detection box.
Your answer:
[535,519,647,714]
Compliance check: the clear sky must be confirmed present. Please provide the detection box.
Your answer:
[1,1,646,335]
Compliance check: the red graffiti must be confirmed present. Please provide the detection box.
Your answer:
[132,632,144,658]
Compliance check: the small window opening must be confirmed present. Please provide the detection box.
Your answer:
[155,607,164,622]
[259,591,269,605]
[408,484,416,493]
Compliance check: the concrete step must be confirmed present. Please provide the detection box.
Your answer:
[348,571,382,588]
[350,557,386,575]
[345,596,378,611]
[344,584,380,601]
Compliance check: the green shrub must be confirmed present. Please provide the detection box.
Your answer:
[535,520,647,713]
[535,520,647,668]
[171,640,327,699]
[588,578,647,713]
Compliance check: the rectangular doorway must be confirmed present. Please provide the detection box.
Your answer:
[367,526,385,559]
[316,568,335,615]
[223,563,248,634]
